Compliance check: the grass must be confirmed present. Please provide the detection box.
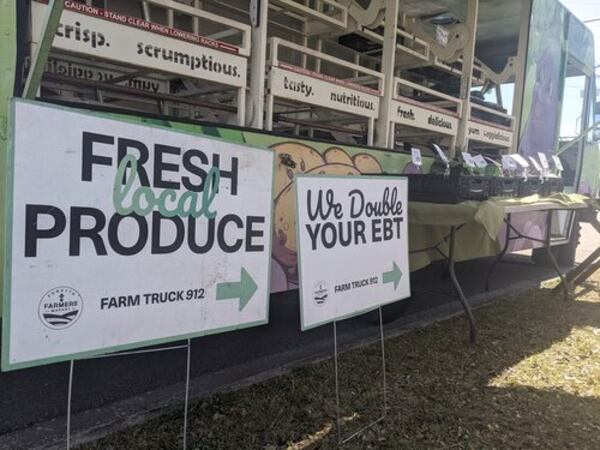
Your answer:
[79,269,600,450]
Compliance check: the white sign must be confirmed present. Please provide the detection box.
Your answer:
[468,120,513,147]
[484,156,502,168]
[32,1,247,88]
[295,175,410,330]
[473,154,488,169]
[411,148,423,166]
[511,153,530,169]
[501,154,518,172]
[537,152,550,170]
[270,63,380,119]
[432,143,449,165]
[2,100,274,370]
[391,97,459,136]
[552,155,564,172]
[462,152,476,168]
[528,156,543,173]
[45,57,169,93]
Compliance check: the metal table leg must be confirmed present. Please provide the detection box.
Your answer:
[553,246,600,293]
[409,224,475,342]
[544,210,570,301]
[448,226,477,343]
[485,213,512,291]
[553,211,600,292]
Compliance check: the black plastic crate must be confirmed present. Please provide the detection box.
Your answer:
[489,177,521,198]
[546,177,564,195]
[406,174,491,204]
[518,177,543,197]
[536,177,563,197]
[539,179,552,197]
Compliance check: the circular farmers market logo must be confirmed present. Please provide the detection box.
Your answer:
[313,281,329,306]
[38,287,83,330]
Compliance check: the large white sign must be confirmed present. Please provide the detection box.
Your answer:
[390,97,459,136]
[468,120,513,148]
[32,0,247,88]
[295,175,410,330]
[269,63,380,119]
[2,100,274,370]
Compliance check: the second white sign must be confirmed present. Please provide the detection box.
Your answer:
[295,175,411,330]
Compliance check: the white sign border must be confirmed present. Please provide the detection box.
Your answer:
[294,173,411,331]
[1,99,275,371]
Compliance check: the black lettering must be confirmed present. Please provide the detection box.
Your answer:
[108,214,147,256]
[355,221,366,244]
[338,221,352,247]
[153,144,180,190]
[188,217,215,253]
[25,205,66,257]
[245,216,264,252]
[82,132,113,182]
[217,214,243,253]
[69,207,107,256]
[151,212,184,254]
[212,154,238,195]
[117,138,150,186]
[321,223,336,249]
[182,149,208,192]
[306,223,320,250]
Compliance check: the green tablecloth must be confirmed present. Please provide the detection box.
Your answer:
[408,193,590,272]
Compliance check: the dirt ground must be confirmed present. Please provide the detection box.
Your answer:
[80,269,600,450]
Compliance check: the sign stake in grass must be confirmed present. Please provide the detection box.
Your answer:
[295,175,410,444]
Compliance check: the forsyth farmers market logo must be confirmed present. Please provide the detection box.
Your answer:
[38,287,83,330]
[313,280,329,306]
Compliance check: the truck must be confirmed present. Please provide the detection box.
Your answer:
[0,0,598,436]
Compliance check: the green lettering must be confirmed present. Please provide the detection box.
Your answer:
[112,155,220,219]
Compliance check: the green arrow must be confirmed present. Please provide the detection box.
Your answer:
[382,261,402,290]
[216,268,258,311]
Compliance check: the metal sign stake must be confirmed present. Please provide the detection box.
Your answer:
[333,306,388,446]
[379,306,388,415]
[333,319,342,443]
[183,338,192,450]
[66,359,74,450]
[61,343,190,449]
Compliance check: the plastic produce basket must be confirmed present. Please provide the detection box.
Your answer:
[406,174,491,204]
[489,177,521,198]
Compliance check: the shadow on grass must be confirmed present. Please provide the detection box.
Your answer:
[80,275,600,450]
